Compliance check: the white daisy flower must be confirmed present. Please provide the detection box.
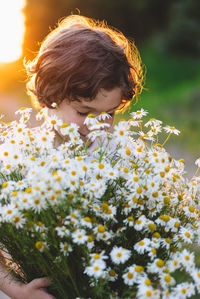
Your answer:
[163,125,180,135]
[84,114,99,127]
[155,215,171,227]
[180,249,195,271]
[148,124,162,136]
[195,157,200,168]
[113,122,130,143]
[87,129,107,142]
[134,238,151,254]
[30,196,47,212]
[134,215,147,231]
[160,237,172,250]
[55,226,70,237]
[46,114,63,130]
[150,238,161,249]
[167,253,181,272]
[98,112,112,121]
[159,273,175,289]
[167,218,180,232]
[145,118,162,127]
[106,267,118,281]
[84,260,106,278]
[59,123,70,136]
[110,246,131,264]
[36,107,48,121]
[171,282,195,299]
[93,225,113,242]
[60,242,72,256]
[72,229,88,245]
[132,140,146,158]
[138,131,154,141]
[100,205,117,221]
[109,292,119,299]
[137,284,160,299]
[65,212,80,226]
[123,215,135,227]
[148,247,157,260]
[128,118,140,127]
[15,107,32,119]
[191,268,200,284]
[179,227,193,244]
[147,258,166,274]
[89,122,110,131]
[11,212,26,228]
[80,216,93,229]
[89,251,108,263]
[34,222,47,233]
[35,241,48,252]
[85,240,94,251]
[130,108,148,119]
[122,266,136,286]
[1,203,19,222]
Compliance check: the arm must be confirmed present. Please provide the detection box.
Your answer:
[0,263,55,299]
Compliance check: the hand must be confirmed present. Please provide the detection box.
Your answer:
[12,278,56,299]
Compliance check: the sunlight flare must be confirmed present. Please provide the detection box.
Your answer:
[0,0,25,63]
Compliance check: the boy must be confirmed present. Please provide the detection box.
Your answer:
[0,14,143,298]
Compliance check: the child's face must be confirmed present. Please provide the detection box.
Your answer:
[49,87,122,141]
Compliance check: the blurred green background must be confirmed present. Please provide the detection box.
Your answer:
[0,0,200,176]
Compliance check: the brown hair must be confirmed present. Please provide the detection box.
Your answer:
[25,15,144,110]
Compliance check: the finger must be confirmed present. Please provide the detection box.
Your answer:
[30,277,51,288]
[41,290,56,299]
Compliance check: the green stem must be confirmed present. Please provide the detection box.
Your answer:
[192,167,199,179]
[162,133,171,147]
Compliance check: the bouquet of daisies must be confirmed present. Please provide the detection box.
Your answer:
[0,107,200,299]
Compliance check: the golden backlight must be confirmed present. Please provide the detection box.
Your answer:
[0,0,25,63]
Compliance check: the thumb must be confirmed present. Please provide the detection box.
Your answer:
[29,277,51,289]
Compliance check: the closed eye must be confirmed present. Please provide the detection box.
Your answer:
[77,111,89,116]
[77,111,115,117]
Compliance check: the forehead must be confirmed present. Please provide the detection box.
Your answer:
[73,87,122,112]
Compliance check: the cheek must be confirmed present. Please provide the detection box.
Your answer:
[74,116,86,128]
[63,111,84,127]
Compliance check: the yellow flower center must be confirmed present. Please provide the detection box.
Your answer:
[137,187,142,194]
[98,163,104,169]
[185,232,191,238]
[164,275,171,283]
[93,254,100,259]
[156,259,165,267]
[109,270,116,277]
[127,272,133,279]
[98,225,105,233]
[117,252,122,258]
[145,279,151,286]
[35,241,43,250]
[138,241,144,246]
